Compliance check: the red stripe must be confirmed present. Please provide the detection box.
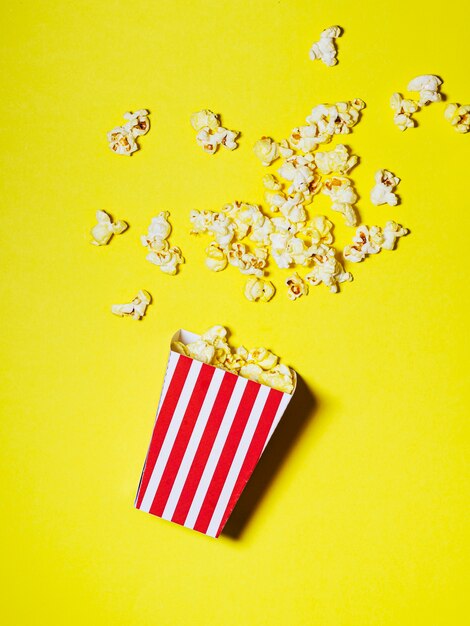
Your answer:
[148,363,216,516]
[170,372,238,526]
[215,388,283,537]
[193,380,260,534]
[135,355,192,509]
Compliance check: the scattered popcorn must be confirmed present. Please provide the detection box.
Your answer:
[407,75,443,106]
[253,137,279,166]
[322,177,358,226]
[244,277,275,302]
[286,272,308,300]
[390,93,419,131]
[107,110,150,155]
[191,110,239,154]
[111,290,151,320]
[370,169,400,206]
[314,144,358,175]
[90,210,128,246]
[444,103,470,133]
[189,96,407,299]
[171,325,295,393]
[142,211,184,274]
[305,247,352,293]
[309,25,342,67]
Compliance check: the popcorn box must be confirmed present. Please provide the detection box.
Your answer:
[135,329,297,538]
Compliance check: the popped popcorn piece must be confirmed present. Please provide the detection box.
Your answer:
[107,126,138,156]
[201,325,228,344]
[141,211,172,249]
[186,339,216,364]
[382,221,409,250]
[357,225,384,254]
[278,195,307,223]
[259,364,294,394]
[343,225,384,263]
[196,128,219,154]
[305,100,365,141]
[289,125,322,153]
[142,212,184,274]
[300,215,334,247]
[407,75,443,106]
[191,209,236,246]
[123,109,150,136]
[250,215,274,246]
[111,290,151,320]
[239,363,263,382]
[171,340,189,356]
[253,137,279,166]
[286,272,308,300]
[146,246,184,275]
[314,144,358,175]
[279,139,294,158]
[227,243,268,277]
[190,109,220,131]
[213,127,239,150]
[205,242,228,272]
[444,103,470,133]
[390,93,419,131]
[90,210,128,246]
[370,169,400,206]
[309,25,342,67]
[244,277,275,302]
[278,154,320,201]
[247,347,278,370]
[191,110,239,154]
[262,174,282,190]
[342,241,366,263]
[322,177,359,226]
[305,247,352,293]
[270,232,294,268]
[107,110,150,155]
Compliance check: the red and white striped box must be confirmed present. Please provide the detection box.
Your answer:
[135,329,296,538]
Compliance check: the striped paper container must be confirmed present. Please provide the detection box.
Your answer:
[135,329,297,538]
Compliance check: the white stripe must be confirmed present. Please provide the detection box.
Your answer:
[160,367,226,521]
[262,393,292,453]
[155,351,180,415]
[205,385,270,537]
[135,352,180,506]
[139,359,203,512]
[183,375,248,529]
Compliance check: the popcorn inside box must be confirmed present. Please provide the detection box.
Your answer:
[135,327,296,538]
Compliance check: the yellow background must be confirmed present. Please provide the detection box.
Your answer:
[1,1,469,624]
